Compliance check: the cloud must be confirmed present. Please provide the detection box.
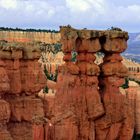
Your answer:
[105,4,140,25]
[0,0,139,32]
[0,0,56,28]
[0,0,17,9]
[0,0,55,16]
[66,0,106,13]
[66,0,90,12]
[128,5,140,13]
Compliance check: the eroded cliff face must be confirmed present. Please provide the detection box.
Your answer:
[43,26,134,140]
[0,42,47,140]
[0,26,137,140]
[0,31,60,43]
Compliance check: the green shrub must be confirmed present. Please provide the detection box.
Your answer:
[121,78,129,89]
[0,27,59,33]
[43,65,58,93]
[43,86,49,93]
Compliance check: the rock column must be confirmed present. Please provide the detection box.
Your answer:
[50,27,105,140]
[0,42,48,140]
[0,50,12,140]
[95,32,134,140]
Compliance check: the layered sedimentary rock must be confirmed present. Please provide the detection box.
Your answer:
[93,28,134,139]
[0,100,12,140]
[0,42,47,140]
[0,31,60,43]
[0,26,136,140]
[96,61,133,139]
[44,26,134,140]
[41,51,64,75]
[0,42,47,95]
[122,58,140,83]
[41,27,131,140]
[8,122,32,140]
[124,87,140,135]
[136,89,140,135]
[0,60,10,95]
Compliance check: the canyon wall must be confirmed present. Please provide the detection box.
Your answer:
[0,42,47,140]
[123,58,140,81]
[0,26,138,140]
[45,26,134,140]
[0,31,60,43]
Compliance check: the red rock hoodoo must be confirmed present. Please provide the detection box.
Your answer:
[0,26,136,140]
[0,42,47,140]
[43,26,134,140]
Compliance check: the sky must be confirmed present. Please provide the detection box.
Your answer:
[0,0,140,32]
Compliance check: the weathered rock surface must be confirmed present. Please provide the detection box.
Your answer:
[0,129,13,140]
[8,122,32,140]
[125,87,140,135]
[33,124,44,140]
[0,26,136,140]
[47,26,108,140]
[60,26,128,53]
[0,42,47,95]
[48,26,133,140]
[95,76,132,140]
[0,60,10,95]
[0,100,12,140]
[95,45,134,140]
[7,96,44,122]
[0,41,47,140]
[0,100,10,123]
[0,31,60,43]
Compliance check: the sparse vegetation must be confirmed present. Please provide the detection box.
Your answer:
[71,51,78,62]
[40,43,62,54]
[129,78,140,85]
[43,65,58,93]
[0,27,59,33]
[121,78,129,89]
[108,26,122,31]
[121,77,140,89]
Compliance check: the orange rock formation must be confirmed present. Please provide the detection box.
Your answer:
[0,26,136,140]
[43,26,134,140]
[0,42,47,140]
[0,31,60,43]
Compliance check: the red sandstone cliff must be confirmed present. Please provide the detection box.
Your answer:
[39,26,134,140]
[0,26,138,140]
[0,31,60,43]
[0,42,48,140]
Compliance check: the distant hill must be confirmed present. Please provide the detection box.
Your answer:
[122,33,140,63]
